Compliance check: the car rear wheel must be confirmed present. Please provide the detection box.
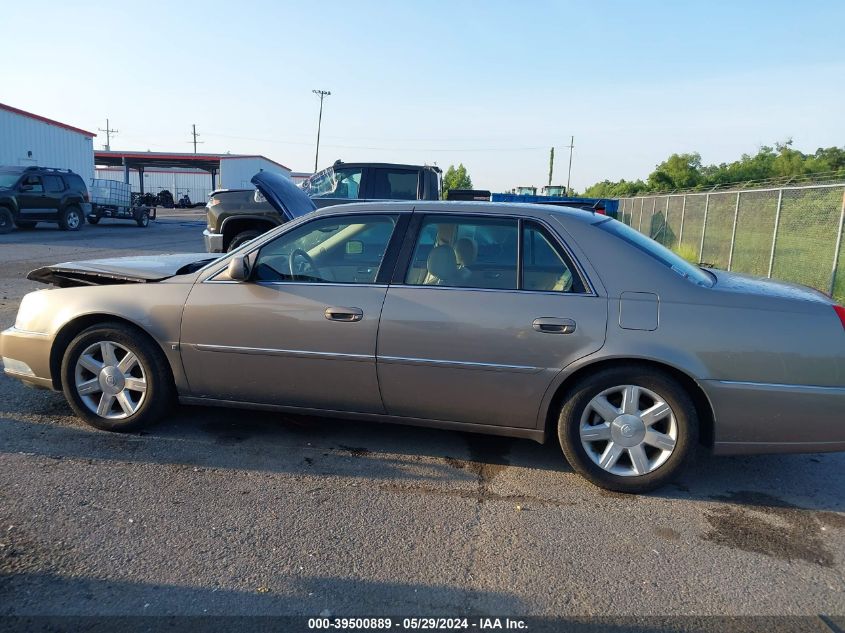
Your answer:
[59,205,84,231]
[136,210,150,227]
[0,208,13,234]
[227,230,261,252]
[558,366,698,493]
[61,323,174,432]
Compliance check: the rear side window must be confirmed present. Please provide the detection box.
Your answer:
[43,175,65,192]
[522,221,585,293]
[597,218,713,287]
[372,169,419,200]
[63,174,86,192]
[405,215,519,289]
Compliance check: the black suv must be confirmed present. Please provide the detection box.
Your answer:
[0,166,91,233]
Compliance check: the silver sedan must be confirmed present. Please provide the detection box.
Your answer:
[2,177,844,493]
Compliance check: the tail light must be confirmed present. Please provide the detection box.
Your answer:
[83,190,90,202]
[834,306,845,331]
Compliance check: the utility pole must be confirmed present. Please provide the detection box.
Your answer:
[190,124,203,153]
[312,89,331,172]
[98,119,118,151]
[548,147,555,187]
[565,136,575,195]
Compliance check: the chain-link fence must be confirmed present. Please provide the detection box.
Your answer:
[617,184,845,303]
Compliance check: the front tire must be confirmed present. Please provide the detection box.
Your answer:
[558,366,698,494]
[59,205,84,231]
[227,230,261,252]
[61,323,174,432]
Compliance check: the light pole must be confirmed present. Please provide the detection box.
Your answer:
[312,89,331,172]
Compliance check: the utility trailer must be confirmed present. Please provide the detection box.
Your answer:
[87,179,155,227]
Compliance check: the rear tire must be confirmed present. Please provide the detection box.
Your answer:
[227,230,261,252]
[557,366,698,494]
[58,205,84,231]
[136,210,150,227]
[60,323,174,432]
[0,207,13,234]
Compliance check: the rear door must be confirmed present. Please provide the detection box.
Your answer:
[376,213,608,429]
[42,175,65,216]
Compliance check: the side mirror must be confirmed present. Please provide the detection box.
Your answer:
[227,254,251,281]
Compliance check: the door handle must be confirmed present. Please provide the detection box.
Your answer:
[325,306,363,322]
[532,317,576,334]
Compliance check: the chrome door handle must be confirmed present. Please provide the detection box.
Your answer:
[325,306,363,322]
[532,317,576,334]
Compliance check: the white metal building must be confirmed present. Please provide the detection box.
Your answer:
[94,151,292,203]
[0,102,95,182]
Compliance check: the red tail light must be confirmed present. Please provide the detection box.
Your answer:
[834,305,845,331]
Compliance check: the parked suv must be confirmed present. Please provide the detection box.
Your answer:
[0,166,91,233]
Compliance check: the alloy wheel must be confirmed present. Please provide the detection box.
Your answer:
[74,340,147,419]
[579,384,678,477]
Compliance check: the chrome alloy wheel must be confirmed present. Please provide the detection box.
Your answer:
[74,341,147,419]
[579,384,678,477]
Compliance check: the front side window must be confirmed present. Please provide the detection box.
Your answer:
[305,167,363,199]
[372,169,419,200]
[253,214,399,284]
[406,216,519,289]
[23,176,44,193]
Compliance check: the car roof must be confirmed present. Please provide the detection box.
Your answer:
[311,200,607,224]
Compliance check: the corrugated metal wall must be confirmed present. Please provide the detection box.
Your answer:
[95,168,215,204]
[220,157,291,189]
[0,109,94,182]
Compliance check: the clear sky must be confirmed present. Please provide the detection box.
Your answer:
[2,0,843,191]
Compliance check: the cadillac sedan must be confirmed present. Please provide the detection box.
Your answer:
[2,173,844,493]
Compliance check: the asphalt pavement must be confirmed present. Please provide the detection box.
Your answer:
[0,213,843,628]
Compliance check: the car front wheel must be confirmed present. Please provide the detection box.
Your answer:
[61,323,173,432]
[558,366,698,493]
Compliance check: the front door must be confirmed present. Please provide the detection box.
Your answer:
[180,212,406,413]
[17,175,50,216]
[376,214,608,429]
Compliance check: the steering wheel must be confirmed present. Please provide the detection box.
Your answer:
[288,248,322,280]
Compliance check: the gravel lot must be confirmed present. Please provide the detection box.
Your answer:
[0,212,843,628]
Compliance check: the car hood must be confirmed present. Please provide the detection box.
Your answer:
[27,253,217,287]
[251,171,316,220]
[710,269,833,304]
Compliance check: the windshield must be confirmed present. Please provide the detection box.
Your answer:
[597,218,714,287]
[301,166,363,199]
[0,172,21,189]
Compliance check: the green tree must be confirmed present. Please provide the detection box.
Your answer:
[441,163,473,199]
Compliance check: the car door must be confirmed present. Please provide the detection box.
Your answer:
[179,212,408,413]
[41,175,65,216]
[17,175,49,217]
[376,213,608,429]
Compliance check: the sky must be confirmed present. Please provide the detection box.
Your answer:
[2,0,844,192]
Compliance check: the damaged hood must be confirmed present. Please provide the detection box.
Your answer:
[28,253,217,287]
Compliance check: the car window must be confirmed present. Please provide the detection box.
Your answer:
[372,168,419,200]
[0,172,21,188]
[253,214,399,284]
[597,218,714,287]
[522,221,585,293]
[23,176,44,193]
[405,215,519,289]
[64,174,85,192]
[43,175,65,193]
[308,167,363,199]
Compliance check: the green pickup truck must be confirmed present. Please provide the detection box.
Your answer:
[203,160,441,253]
